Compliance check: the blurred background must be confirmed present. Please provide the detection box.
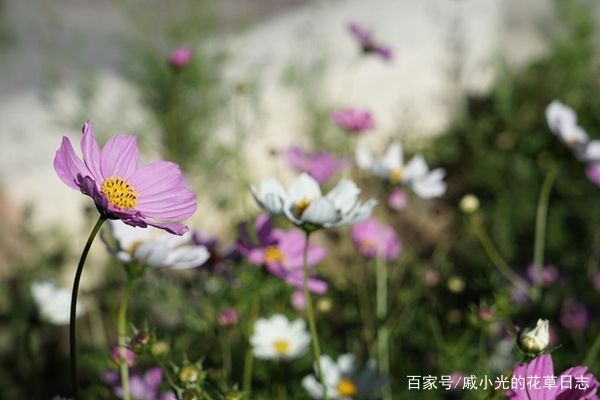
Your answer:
[1,0,599,398]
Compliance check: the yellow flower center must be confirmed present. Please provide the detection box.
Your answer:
[272,340,290,355]
[264,246,285,264]
[295,198,312,217]
[101,177,138,210]
[337,378,357,397]
[389,168,404,184]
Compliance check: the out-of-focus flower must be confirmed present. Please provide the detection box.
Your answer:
[387,187,407,210]
[111,346,135,368]
[347,22,393,61]
[105,367,176,400]
[423,268,440,287]
[218,308,239,327]
[283,146,349,184]
[356,141,446,199]
[526,263,559,287]
[192,231,239,273]
[238,214,328,294]
[459,194,480,214]
[518,319,550,354]
[560,298,589,332]
[594,272,600,291]
[447,276,465,293]
[505,354,599,399]
[586,163,600,188]
[511,284,530,305]
[445,372,466,391]
[31,281,85,325]
[251,173,376,231]
[54,121,196,234]
[331,107,375,134]
[107,220,209,269]
[250,314,310,361]
[291,290,307,311]
[169,47,193,69]
[178,365,198,383]
[302,354,383,399]
[350,217,402,261]
[545,100,600,163]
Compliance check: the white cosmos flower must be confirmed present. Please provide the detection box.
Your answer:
[107,220,210,269]
[250,314,310,360]
[356,141,446,199]
[251,173,376,229]
[302,354,382,399]
[518,318,550,354]
[31,281,85,325]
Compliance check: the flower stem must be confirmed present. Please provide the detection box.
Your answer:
[243,292,260,395]
[532,168,558,302]
[303,232,328,400]
[70,215,106,399]
[472,223,533,300]
[376,253,391,400]
[118,279,132,400]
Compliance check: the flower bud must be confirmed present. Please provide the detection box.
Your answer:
[179,364,199,383]
[111,346,135,367]
[151,341,170,357]
[129,331,151,353]
[317,297,333,313]
[518,319,550,354]
[459,194,480,214]
[218,308,239,327]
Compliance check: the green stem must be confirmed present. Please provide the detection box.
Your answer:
[243,292,260,395]
[584,332,600,368]
[70,215,107,399]
[356,261,374,355]
[376,253,391,400]
[303,232,328,400]
[118,279,132,400]
[532,169,558,302]
[472,224,533,300]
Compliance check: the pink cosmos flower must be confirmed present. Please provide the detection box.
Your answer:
[350,217,402,261]
[111,346,135,368]
[347,22,393,61]
[505,354,599,399]
[331,107,375,134]
[586,163,600,188]
[237,214,328,294]
[54,121,196,234]
[283,146,349,184]
[526,263,560,287]
[560,298,589,332]
[218,308,239,327]
[387,187,408,210]
[105,367,176,400]
[169,47,193,69]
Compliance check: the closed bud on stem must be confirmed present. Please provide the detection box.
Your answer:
[519,319,550,354]
[179,364,199,383]
[460,194,480,214]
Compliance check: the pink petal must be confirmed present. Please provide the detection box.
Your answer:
[136,189,197,220]
[80,121,104,182]
[54,136,90,190]
[145,220,189,235]
[100,134,139,179]
[128,161,184,195]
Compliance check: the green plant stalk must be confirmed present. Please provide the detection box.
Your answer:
[356,260,374,355]
[472,224,533,300]
[376,253,391,400]
[303,232,328,400]
[70,215,107,399]
[584,332,600,368]
[532,169,558,302]
[243,292,260,395]
[118,279,132,400]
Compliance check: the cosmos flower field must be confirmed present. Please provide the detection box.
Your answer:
[2,2,600,399]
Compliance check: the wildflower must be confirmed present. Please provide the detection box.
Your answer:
[350,217,402,261]
[218,308,239,327]
[237,214,328,294]
[251,173,376,231]
[54,121,196,234]
[560,298,589,332]
[526,263,559,287]
[302,354,383,399]
[31,281,85,325]
[356,141,446,199]
[111,346,135,368]
[459,194,480,214]
[250,314,310,360]
[169,47,193,69]
[518,319,550,354]
[192,231,239,272]
[505,354,599,399]
[586,163,600,188]
[331,107,375,134]
[105,367,176,400]
[291,290,307,311]
[347,22,393,61]
[107,220,209,269]
[283,146,349,184]
[387,187,407,210]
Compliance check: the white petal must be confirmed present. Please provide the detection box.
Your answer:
[108,220,153,252]
[162,246,210,269]
[381,141,403,171]
[410,169,447,198]
[134,241,168,267]
[288,173,322,203]
[251,179,287,215]
[403,154,429,181]
[560,123,588,146]
[545,100,576,133]
[302,375,325,399]
[577,140,600,162]
[301,198,338,225]
[325,179,360,215]
[355,147,373,170]
[337,353,356,375]
[329,199,377,227]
